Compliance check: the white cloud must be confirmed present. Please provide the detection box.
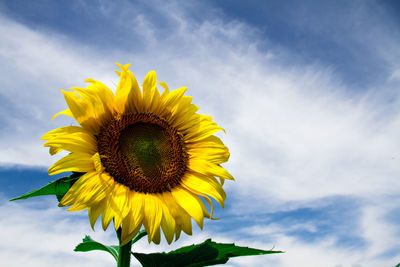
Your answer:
[226,65,400,204]
[2,196,399,267]
[0,197,114,267]
[0,14,117,166]
[0,196,271,267]
[227,201,400,267]
[360,199,400,261]
[1,0,399,201]
[1,1,400,266]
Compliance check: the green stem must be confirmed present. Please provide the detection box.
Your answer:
[117,228,132,267]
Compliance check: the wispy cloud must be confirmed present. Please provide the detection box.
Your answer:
[1,1,400,266]
[0,196,114,267]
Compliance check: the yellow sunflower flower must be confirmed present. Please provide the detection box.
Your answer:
[42,63,233,245]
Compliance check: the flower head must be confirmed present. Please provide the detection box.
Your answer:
[42,63,233,245]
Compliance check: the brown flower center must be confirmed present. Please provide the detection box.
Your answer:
[97,113,188,193]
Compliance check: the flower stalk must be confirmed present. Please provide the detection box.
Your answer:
[117,228,132,267]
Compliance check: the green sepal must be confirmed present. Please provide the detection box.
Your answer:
[9,172,83,202]
[132,238,283,267]
[74,235,119,262]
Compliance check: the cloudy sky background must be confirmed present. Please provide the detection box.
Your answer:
[1,0,400,266]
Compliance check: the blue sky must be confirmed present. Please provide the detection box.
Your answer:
[1,0,400,266]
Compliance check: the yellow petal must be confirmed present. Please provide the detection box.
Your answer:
[181,172,226,208]
[158,87,187,118]
[188,148,230,164]
[114,63,143,114]
[41,126,93,141]
[142,71,157,112]
[102,197,114,230]
[62,90,100,134]
[162,192,192,235]
[59,172,96,206]
[143,194,162,243]
[171,187,205,229]
[91,153,105,172]
[158,81,170,96]
[88,202,104,230]
[98,176,117,230]
[152,227,161,245]
[171,102,199,131]
[111,184,130,231]
[44,137,96,155]
[84,78,115,115]
[51,109,73,120]
[121,191,144,243]
[175,225,182,241]
[184,121,224,142]
[48,152,94,175]
[185,135,226,149]
[49,146,63,155]
[67,201,90,211]
[157,194,176,244]
[66,175,105,210]
[120,223,141,246]
[74,173,113,208]
[188,159,234,181]
[149,87,162,114]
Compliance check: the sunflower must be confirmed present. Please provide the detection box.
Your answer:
[42,63,233,245]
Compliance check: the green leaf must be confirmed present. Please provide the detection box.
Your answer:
[132,230,147,245]
[74,235,119,262]
[75,231,147,262]
[9,172,83,202]
[132,238,283,267]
